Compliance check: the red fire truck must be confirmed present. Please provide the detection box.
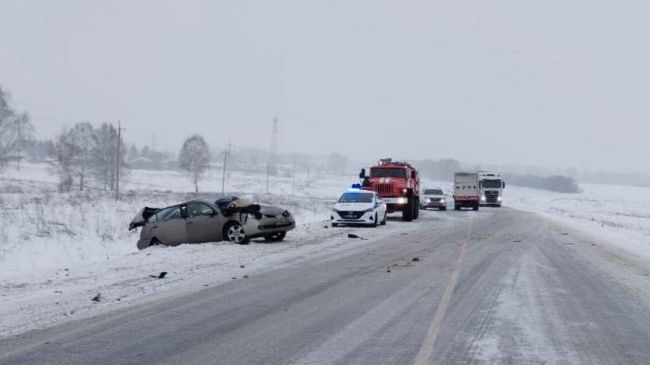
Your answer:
[359,158,421,221]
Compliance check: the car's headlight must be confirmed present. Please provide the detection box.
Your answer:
[362,208,374,213]
[481,196,486,201]
[440,199,446,204]
[497,196,502,201]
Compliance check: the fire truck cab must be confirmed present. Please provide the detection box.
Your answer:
[359,158,421,221]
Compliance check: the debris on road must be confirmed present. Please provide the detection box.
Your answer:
[412,257,420,262]
[91,294,102,302]
[149,272,167,279]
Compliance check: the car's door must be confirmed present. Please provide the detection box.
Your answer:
[186,202,224,243]
[375,195,386,216]
[151,205,188,245]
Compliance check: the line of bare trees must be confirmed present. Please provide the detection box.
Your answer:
[55,122,126,192]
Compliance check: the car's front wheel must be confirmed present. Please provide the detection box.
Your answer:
[225,223,249,245]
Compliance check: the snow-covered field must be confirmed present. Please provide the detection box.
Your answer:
[2,163,650,337]
[508,184,650,260]
[0,163,394,336]
[0,163,357,280]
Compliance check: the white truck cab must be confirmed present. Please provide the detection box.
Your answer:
[478,172,506,207]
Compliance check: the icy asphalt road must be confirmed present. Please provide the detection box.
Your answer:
[2,208,650,365]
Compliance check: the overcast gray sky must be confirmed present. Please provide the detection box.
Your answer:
[0,0,648,172]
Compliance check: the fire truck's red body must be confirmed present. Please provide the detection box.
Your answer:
[360,158,421,221]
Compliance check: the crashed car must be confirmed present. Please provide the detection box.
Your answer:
[129,197,296,250]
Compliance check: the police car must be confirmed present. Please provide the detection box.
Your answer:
[331,185,388,227]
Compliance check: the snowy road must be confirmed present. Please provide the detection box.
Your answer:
[2,208,650,364]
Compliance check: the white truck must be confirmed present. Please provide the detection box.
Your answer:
[454,172,480,211]
[478,172,506,207]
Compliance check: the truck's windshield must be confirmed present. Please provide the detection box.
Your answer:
[339,193,374,203]
[424,189,444,195]
[370,168,406,178]
[481,180,503,189]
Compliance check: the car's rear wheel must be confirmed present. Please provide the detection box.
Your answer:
[225,223,249,245]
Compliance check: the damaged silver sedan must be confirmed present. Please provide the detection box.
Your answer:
[129,197,296,249]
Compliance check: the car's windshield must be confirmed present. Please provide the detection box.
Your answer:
[425,189,444,195]
[339,192,374,203]
[370,168,406,178]
[481,180,502,189]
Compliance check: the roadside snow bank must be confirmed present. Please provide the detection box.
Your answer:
[0,191,333,280]
[507,184,650,260]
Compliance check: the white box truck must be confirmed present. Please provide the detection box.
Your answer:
[454,172,480,211]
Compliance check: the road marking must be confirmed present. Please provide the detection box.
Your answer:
[414,219,473,365]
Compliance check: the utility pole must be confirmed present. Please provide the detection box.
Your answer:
[266,118,278,194]
[291,161,295,199]
[221,139,232,195]
[115,121,123,201]
[16,116,22,171]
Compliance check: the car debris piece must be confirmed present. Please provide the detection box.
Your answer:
[148,272,167,279]
[412,257,420,262]
[91,293,102,302]
[347,233,367,240]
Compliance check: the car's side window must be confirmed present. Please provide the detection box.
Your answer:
[157,206,182,222]
[148,214,158,223]
[188,203,215,218]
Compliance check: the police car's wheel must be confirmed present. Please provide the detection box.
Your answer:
[373,213,378,227]
[381,213,387,225]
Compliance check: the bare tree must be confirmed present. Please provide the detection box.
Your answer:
[54,130,77,192]
[68,122,94,191]
[0,85,33,172]
[91,123,126,191]
[178,135,210,193]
